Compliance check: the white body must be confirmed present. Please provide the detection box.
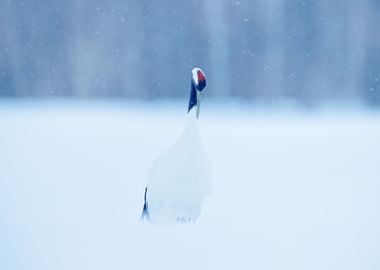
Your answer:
[146,109,211,223]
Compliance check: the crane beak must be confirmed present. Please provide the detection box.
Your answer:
[196,90,202,119]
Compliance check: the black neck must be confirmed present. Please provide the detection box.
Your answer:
[188,81,197,113]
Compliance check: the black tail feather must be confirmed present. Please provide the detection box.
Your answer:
[140,187,150,221]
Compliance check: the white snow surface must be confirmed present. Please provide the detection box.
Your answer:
[147,109,211,223]
[0,100,379,270]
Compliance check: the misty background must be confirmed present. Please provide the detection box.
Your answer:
[1,1,380,270]
[0,0,379,106]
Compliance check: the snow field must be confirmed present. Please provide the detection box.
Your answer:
[0,101,379,270]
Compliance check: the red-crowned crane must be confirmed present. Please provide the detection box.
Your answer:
[141,68,211,223]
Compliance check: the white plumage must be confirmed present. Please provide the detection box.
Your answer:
[141,68,211,223]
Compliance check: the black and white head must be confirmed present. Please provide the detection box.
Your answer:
[188,68,207,118]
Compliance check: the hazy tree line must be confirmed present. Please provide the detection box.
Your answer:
[0,0,379,105]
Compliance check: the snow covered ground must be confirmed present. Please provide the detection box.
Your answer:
[0,100,379,270]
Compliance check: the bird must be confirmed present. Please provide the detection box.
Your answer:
[141,67,211,224]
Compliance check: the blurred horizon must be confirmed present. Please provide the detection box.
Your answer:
[1,2,380,269]
[1,0,380,106]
